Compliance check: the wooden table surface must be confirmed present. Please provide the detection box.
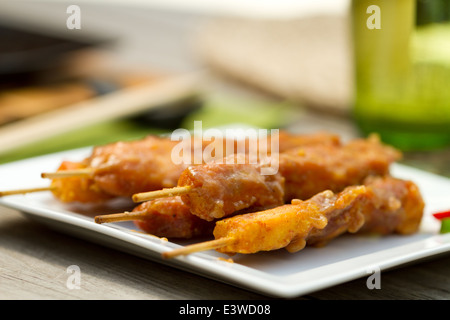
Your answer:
[0,1,449,301]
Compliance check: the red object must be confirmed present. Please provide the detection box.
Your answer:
[432,210,450,220]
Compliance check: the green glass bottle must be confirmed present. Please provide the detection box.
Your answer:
[352,0,450,150]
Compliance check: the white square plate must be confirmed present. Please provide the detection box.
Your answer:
[1,147,449,298]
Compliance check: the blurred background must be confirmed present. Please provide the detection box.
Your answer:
[0,0,449,177]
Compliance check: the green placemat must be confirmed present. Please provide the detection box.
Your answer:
[181,94,295,130]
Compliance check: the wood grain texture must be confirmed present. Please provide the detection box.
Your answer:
[1,207,449,300]
[0,208,268,300]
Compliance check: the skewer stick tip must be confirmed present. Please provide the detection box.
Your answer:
[162,237,235,259]
[0,186,55,197]
[94,210,147,224]
[41,168,94,179]
[132,185,193,203]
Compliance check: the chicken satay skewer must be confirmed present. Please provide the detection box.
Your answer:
[162,176,424,259]
[162,186,365,259]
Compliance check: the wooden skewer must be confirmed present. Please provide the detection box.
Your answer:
[41,168,94,179]
[1,168,97,198]
[132,186,193,203]
[94,210,146,224]
[0,186,56,197]
[162,237,236,259]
